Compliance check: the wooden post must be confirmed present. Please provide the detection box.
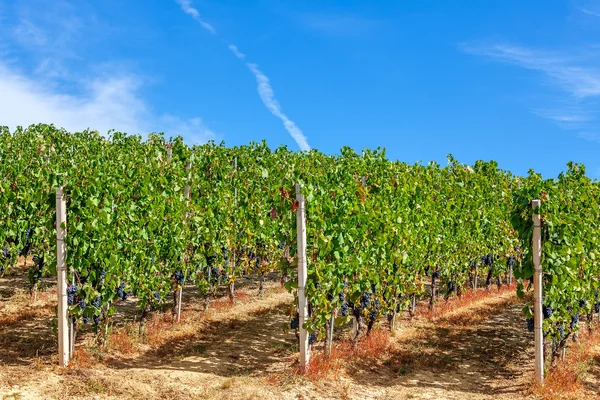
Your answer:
[296,184,310,370]
[178,161,192,323]
[532,199,544,384]
[326,314,334,356]
[56,187,69,367]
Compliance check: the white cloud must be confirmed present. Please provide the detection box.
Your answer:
[246,63,310,151]
[580,7,600,17]
[228,45,246,60]
[0,62,216,144]
[461,44,600,98]
[175,0,216,34]
[158,115,216,144]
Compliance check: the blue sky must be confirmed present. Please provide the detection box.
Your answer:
[0,0,599,178]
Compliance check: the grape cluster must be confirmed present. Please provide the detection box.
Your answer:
[153,291,161,301]
[93,314,101,326]
[570,313,579,330]
[339,292,349,316]
[290,314,299,330]
[98,270,107,286]
[79,298,86,312]
[67,285,79,305]
[507,256,515,268]
[526,318,534,332]
[368,309,378,324]
[542,305,553,319]
[360,292,370,309]
[117,283,129,301]
[2,245,10,259]
[595,302,600,313]
[481,254,492,266]
[432,270,441,279]
[578,299,587,308]
[340,302,349,317]
[210,267,219,281]
[31,255,44,283]
[447,281,456,293]
[308,333,317,345]
[557,325,565,338]
[173,271,185,286]
[19,228,33,256]
[92,296,101,308]
[83,316,91,324]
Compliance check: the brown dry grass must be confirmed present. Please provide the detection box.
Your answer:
[528,325,600,400]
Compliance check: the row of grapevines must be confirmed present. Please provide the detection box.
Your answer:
[511,163,600,357]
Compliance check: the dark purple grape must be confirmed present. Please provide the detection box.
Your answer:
[290,314,299,330]
[78,298,86,312]
[341,303,349,317]
[527,318,534,332]
[67,285,78,305]
[360,292,370,309]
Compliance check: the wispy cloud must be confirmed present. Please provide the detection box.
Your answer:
[580,7,600,17]
[228,45,246,60]
[176,0,216,34]
[461,44,600,98]
[0,61,217,143]
[176,0,311,151]
[462,43,600,142]
[246,63,310,151]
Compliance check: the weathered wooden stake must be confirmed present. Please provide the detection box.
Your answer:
[296,184,310,370]
[56,187,69,366]
[178,161,192,323]
[532,199,544,384]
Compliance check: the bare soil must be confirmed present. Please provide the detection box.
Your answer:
[1,266,599,400]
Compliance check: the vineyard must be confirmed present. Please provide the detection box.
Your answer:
[1,124,600,399]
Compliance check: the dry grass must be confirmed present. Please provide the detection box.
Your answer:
[69,347,97,369]
[418,282,518,322]
[108,329,136,355]
[284,285,521,384]
[303,329,392,381]
[529,325,600,400]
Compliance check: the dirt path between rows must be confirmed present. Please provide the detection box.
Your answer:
[2,282,599,400]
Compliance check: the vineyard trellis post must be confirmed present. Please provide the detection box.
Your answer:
[177,161,192,323]
[56,186,69,367]
[296,184,310,370]
[532,199,544,384]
